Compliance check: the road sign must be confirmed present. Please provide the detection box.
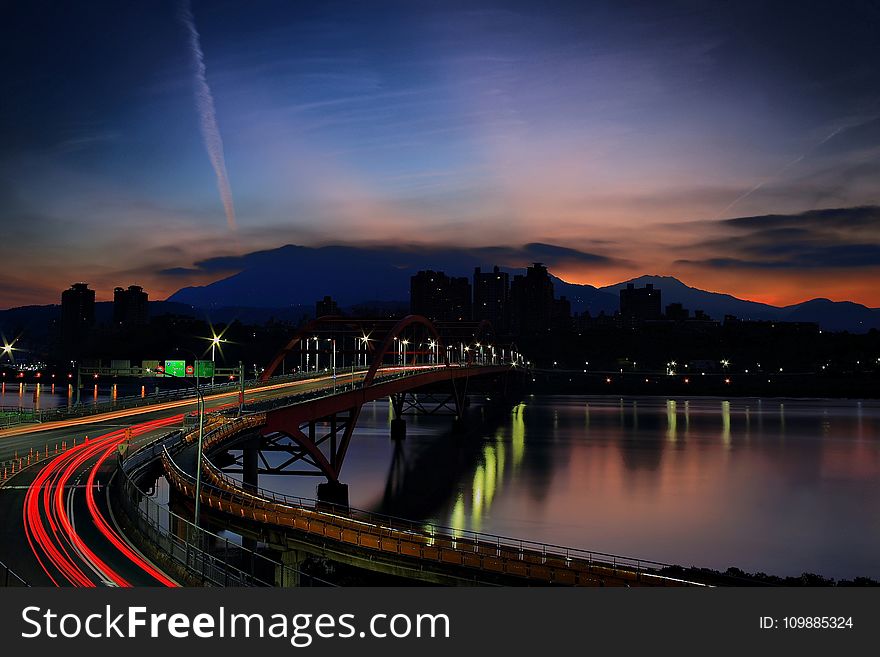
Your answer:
[196,360,215,378]
[185,364,194,377]
[164,360,186,378]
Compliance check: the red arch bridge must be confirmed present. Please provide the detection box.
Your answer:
[150,315,715,586]
[188,315,525,507]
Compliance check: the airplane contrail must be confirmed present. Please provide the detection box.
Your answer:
[179,0,237,231]
[716,124,845,219]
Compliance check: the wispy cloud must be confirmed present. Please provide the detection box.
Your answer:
[179,0,237,231]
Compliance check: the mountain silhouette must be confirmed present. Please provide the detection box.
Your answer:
[163,244,880,332]
[4,244,877,334]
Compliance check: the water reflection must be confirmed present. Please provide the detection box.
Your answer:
[229,395,879,580]
[666,399,677,442]
[378,396,880,579]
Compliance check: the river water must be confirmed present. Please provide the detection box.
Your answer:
[0,381,114,408]
[256,395,880,581]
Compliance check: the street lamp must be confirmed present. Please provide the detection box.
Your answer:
[326,338,336,391]
[209,335,223,385]
[401,339,409,368]
[175,347,205,530]
[1,338,17,363]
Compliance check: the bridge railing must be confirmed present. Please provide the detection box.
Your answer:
[241,364,493,415]
[115,428,333,587]
[0,558,29,587]
[161,424,703,587]
[0,367,359,429]
[200,460,680,580]
[1,379,246,427]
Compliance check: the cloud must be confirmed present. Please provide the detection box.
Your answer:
[156,241,622,283]
[723,205,880,231]
[519,242,616,264]
[678,245,880,270]
[677,205,880,270]
[158,267,203,277]
[180,0,237,232]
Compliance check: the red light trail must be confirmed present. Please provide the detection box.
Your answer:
[23,416,181,587]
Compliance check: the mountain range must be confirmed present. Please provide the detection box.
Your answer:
[166,244,879,333]
[3,244,878,336]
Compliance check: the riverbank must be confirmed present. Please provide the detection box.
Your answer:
[526,370,879,399]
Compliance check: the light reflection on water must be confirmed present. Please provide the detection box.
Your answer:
[240,395,880,580]
[0,381,116,409]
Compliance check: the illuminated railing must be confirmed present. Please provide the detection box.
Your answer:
[115,425,333,588]
[0,367,358,428]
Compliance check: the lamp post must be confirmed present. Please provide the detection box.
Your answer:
[175,347,205,530]
[327,338,336,392]
[209,335,222,385]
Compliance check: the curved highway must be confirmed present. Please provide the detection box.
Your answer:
[0,370,372,586]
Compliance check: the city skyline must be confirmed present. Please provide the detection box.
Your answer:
[2,0,879,309]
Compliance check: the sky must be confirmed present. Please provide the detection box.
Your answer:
[1,0,879,309]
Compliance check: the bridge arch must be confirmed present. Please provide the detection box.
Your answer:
[261,315,372,382]
[362,314,444,388]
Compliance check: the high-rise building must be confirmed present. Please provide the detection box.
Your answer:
[619,283,662,325]
[61,282,96,350]
[473,266,509,332]
[509,263,555,335]
[113,285,149,328]
[410,270,472,321]
[552,295,572,332]
[448,276,471,321]
[665,302,689,321]
[316,295,340,317]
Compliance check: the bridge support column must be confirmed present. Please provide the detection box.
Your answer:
[317,481,349,508]
[451,383,468,433]
[390,393,407,440]
[242,438,259,493]
[390,418,407,440]
[275,549,304,587]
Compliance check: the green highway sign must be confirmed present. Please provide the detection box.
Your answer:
[164,360,186,378]
[196,360,215,378]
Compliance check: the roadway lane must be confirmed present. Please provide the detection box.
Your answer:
[1,420,181,586]
[0,371,367,464]
[0,371,373,586]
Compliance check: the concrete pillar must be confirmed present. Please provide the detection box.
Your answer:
[317,481,349,509]
[242,441,259,494]
[390,417,407,440]
[275,548,303,587]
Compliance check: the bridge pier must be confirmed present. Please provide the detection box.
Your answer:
[275,548,304,587]
[390,392,407,440]
[317,481,349,509]
[242,438,260,493]
[390,418,407,440]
